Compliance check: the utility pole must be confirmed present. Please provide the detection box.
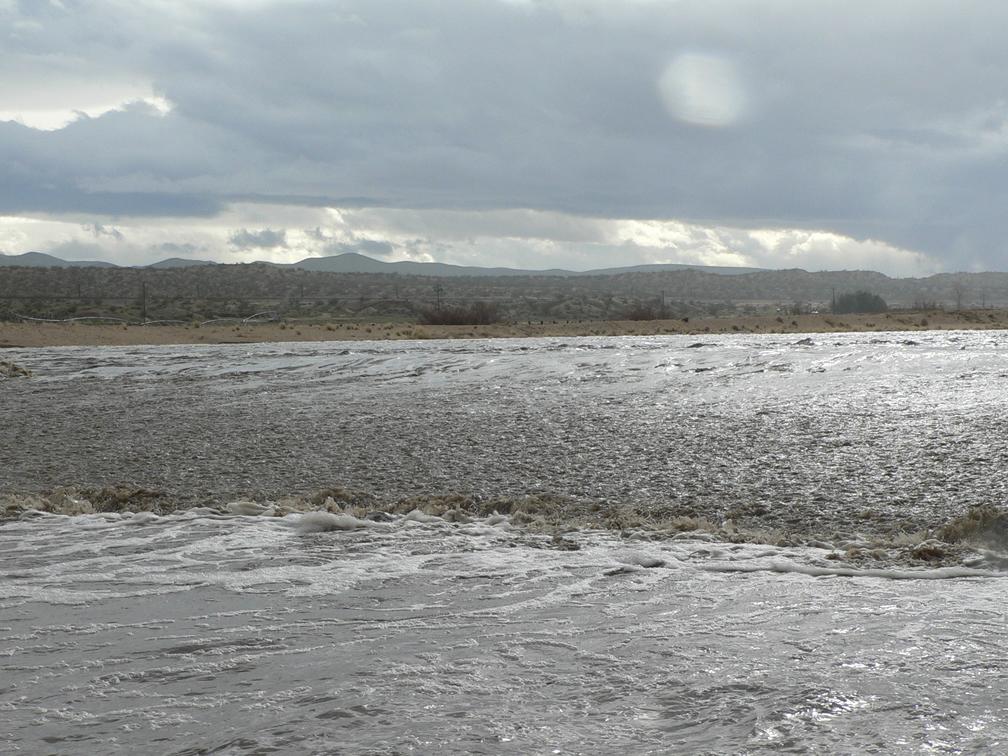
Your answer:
[831,287,836,313]
[435,283,443,311]
[141,280,148,322]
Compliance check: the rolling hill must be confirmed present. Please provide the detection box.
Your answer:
[1,250,761,277]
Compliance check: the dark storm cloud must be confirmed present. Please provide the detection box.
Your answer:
[0,115,223,216]
[5,1,1008,268]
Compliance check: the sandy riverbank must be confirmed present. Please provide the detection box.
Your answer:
[2,309,1007,348]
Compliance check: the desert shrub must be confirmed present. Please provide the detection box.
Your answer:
[939,505,1008,547]
[623,303,664,320]
[418,301,499,325]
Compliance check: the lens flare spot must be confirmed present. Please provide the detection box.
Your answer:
[658,52,747,127]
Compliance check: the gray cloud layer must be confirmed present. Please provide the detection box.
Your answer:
[4,1,1008,269]
[228,228,287,249]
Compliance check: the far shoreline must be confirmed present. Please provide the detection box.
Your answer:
[2,309,1007,348]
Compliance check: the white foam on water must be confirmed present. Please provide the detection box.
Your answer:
[704,558,1000,581]
[2,511,1007,752]
[404,508,442,523]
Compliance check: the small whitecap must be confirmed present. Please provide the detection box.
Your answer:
[226,500,269,516]
[618,551,667,569]
[672,531,717,543]
[296,511,371,533]
[604,565,642,576]
[807,540,835,551]
[404,509,441,524]
[182,507,222,518]
[126,511,159,525]
[457,525,501,537]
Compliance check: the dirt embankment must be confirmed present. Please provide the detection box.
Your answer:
[1,309,1006,348]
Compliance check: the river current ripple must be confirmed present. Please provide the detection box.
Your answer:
[1,332,1007,752]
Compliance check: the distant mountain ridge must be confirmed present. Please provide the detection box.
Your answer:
[0,251,119,268]
[0,250,761,277]
[146,257,219,269]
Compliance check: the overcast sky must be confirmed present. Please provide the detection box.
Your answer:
[2,0,1007,276]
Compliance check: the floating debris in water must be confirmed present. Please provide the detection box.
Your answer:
[0,360,31,378]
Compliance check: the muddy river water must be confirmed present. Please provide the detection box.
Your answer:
[1,332,1006,752]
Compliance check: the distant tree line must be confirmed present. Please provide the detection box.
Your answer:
[833,290,888,314]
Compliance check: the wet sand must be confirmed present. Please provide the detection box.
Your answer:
[2,309,1007,347]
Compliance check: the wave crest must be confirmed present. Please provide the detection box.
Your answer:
[4,485,1007,571]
